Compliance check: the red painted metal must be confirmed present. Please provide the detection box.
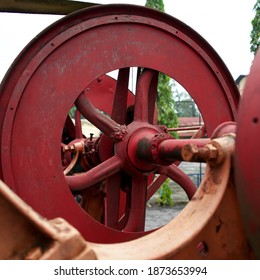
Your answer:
[156,165,196,199]
[168,125,202,131]
[157,138,210,162]
[235,50,260,258]
[0,4,239,243]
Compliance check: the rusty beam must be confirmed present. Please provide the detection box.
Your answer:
[0,180,95,260]
[0,0,98,15]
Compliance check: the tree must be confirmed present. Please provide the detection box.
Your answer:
[250,0,260,55]
[157,74,179,130]
[145,0,177,207]
[145,0,178,132]
[145,0,165,12]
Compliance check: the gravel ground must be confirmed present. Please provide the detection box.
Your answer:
[145,162,206,231]
[145,203,186,231]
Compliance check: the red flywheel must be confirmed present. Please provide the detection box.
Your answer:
[0,4,239,243]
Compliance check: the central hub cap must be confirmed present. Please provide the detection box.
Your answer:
[128,127,160,173]
[115,121,167,175]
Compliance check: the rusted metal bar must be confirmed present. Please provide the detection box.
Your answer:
[157,138,210,162]
[0,180,95,260]
[182,134,235,166]
[0,0,98,15]
[136,132,210,164]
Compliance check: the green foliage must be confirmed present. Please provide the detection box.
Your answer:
[157,73,179,131]
[145,0,165,12]
[145,0,176,207]
[250,0,260,55]
[69,106,76,118]
[157,178,174,206]
[145,0,179,133]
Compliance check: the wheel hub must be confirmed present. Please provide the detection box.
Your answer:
[115,122,164,174]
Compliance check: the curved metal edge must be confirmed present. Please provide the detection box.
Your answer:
[0,4,239,122]
[0,4,240,246]
[86,136,243,259]
[235,50,260,259]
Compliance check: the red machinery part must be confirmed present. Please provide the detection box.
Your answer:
[0,134,253,260]
[0,4,239,243]
[235,50,260,259]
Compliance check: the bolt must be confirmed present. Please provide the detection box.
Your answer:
[63,141,85,153]
[204,144,218,160]
[62,144,75,153]
[182,143,199,161]
[182,143,218,163]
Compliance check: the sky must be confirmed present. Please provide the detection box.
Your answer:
[0,0,256,83]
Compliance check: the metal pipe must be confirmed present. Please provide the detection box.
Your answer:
[168,126,202,132]
[157,138,210,162]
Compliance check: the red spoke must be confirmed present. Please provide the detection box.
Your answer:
[192,124,207,138]
[66,155,123,191]
[157,165,196,199]
[123,175,148,232]
[148,72,158,124]
[134,69,156,122]
[64,115,76,140]
[118,177,132,230]
[75,109,83,138]
[75,93,127,142]
[111,68,130,124]
[104,173,122,229]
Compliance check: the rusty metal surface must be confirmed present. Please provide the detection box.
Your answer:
[235,50,260,259]
[0,134,254,259]
[89,135,252,259]
[0,4,239,244]
[0,180,95,260]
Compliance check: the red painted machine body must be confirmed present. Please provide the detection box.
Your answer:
[0,3,258,260]
[0,4,240,243]
[235,50,260,259]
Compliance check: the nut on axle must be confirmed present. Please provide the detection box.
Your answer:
[181,134,235,166]
[62,140,85,153]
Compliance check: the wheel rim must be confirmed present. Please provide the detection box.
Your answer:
[235,50,260,258]
[0,4,239,243]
